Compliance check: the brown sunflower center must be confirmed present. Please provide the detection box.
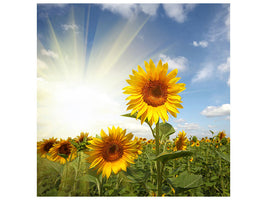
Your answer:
[44,142,53,152]
[58,144,71,155]
[142,80,168,107]
[102,142,123,162]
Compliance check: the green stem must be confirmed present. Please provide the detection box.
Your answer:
[72,151,81,195]
[148,123,156,138]
[155,121,162,196]
[187,158,191,173]
[219,157,225,196]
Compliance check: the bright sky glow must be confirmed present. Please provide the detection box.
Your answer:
[37,4,230,140]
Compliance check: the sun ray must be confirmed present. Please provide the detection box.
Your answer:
[99,16,150,77]
[47,17,67,73]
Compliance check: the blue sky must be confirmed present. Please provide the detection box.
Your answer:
[37,4,230,140]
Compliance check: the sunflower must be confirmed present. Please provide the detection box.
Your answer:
[133,136,143,155]
[123,59,186,125]
[218,131,226,141]
[85,126,140,179]
[196,141,200,147]
[74,132,89,143]
[37,137,58,159]
[173,130,188,151]
[205,139,211,143]
[49,138,77,164]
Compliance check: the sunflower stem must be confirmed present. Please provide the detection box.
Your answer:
[148,123,156,138]
[155,121,162,196]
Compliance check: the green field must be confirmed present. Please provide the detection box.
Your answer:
[37,130,230,196]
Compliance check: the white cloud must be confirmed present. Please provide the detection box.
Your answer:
[37,59,48,78]
[218,57,230,73]
[192,40,208,48]
[208,125,216,129]
[100,4,196,22]
[177,122,200,130]
[101,4,137,19]
[37,58,48,69]
[139,4,159,16]
[227,77,230,86]
[174,118,186,123]
[191,64,213,83]
[207,5,230,42]
[162,4,196,23]
[100,4,159,20]
[201,104,230,117]
[61,23,79,31]
[159,54,188,72]
[41,49,58,59]
[217,57,230,86]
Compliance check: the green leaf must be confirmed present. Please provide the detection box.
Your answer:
[215,150,230,162]
[121,113,150,125]
[95,134,101,139]
[154,122,175,141]
[209,130,215,135]
[69,139,79,149]
[57,153,68,159]
[168,171,203,189]
[153,150,193,163]
[145,182,157,191]
[124,167,150,183]
[78,174,98,184]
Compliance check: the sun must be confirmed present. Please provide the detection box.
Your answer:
[52,84,96,127]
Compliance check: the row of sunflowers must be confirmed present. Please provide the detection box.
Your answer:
[37,59,230,196]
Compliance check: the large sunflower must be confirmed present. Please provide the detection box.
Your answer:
[173,131,188,151]
[85,126,140,179]
[123,59,186,125]
[49,138,77,164]
[37,137,58,160]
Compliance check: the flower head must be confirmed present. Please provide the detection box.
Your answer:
[123,59,186,125]
[49,138,77,164]
[85,126,141,179]
[74,132,89,143]
[173,130,188,151]
[218,131,226,141]
[37,137,58,160]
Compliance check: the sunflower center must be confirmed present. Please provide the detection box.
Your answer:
[142,80,168,107]
[102,142,123,162]
[58,144,71,155]
[44,142,53,152]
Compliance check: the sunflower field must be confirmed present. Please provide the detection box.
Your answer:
[37,128,230,196]
[37,59,230,196]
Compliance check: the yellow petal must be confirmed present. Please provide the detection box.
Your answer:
[166,69,178,81]
[100,129,107,138]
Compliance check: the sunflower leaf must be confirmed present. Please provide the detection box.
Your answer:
[69,139,79,149]
[57,153,68,160]
[153,122,175,141]
[78,174,98,184]
[215,150,230,162]
[121,113,150,126]
[209,130,215,135]
[153,150,193,163]
[168,171,203,189]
